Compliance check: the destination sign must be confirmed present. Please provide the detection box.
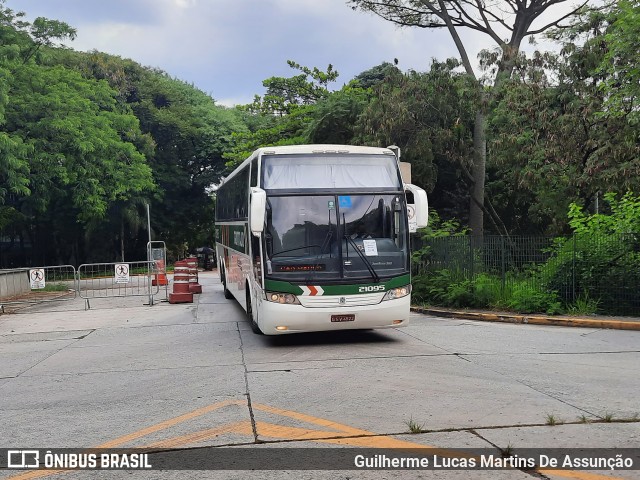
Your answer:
[275,264,326,272]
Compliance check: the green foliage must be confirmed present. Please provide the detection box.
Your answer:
[0,1,243,263]
[568,192,640,234]
[354,59,477,215]
[411,210,468,268]
[131,71,246,251]
[6,62,155,221]
[305,83,370,144]
[488,12,640,234]
[566,293,599,316]
[353,62,401,89]
[0,0,75,63]
[599,0,640,123]
[3,0,640,275]
[224,61,339,167]
[473,273,509,309]
[506,283,562,314]
[412,268,562,314]
[540,192,640,314]
[247,60,338,115]
[41,282,69,292]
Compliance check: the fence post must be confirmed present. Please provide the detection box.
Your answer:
[572,234,576,302]
[500,236,506,295]
[468,236,474,280]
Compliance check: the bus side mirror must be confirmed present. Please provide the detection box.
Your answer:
[404,183,428,231]
[250,187,266,236]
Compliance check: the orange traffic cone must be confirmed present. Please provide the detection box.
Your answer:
[152,259,169,286]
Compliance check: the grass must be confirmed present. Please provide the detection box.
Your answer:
[40,283,69,292]
[567,293,600,316]
[502,443,514,458]
[405,417,425,434]
[602,412,614,422]
[545,414,561,426]
[578,414,591,424]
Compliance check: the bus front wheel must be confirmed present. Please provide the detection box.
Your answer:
[246,288,263,335]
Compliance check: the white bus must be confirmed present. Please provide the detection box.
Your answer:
[215,144,428,335]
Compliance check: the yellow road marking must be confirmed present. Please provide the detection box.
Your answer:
[97,399,241,448]
[7,399,629,480]
[537,470,629,480]
[7,399,242,480]
[145,421,247,449]
[252,402,372,436]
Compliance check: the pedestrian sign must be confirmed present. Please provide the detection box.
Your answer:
[114,263,130,284]
[30,269,46,289]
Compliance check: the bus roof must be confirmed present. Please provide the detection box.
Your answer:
[255,144,396,156]
[220,144,398,186]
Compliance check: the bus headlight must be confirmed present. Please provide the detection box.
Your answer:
[266,292,301,305]
[382,285,411,301]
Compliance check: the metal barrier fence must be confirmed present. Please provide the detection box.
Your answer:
[0,265,77,311]
[411,234,640,316]
[148,241,168,301]
[78,261,159,309]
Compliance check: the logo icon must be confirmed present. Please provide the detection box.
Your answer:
[8,450,39,469]
[339,297,346,305]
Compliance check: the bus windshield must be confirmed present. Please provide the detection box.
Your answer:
[264,194,408,282]
[262,154,402,190]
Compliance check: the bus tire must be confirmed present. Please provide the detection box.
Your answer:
[246,287,263,335]
[221,268,233,299]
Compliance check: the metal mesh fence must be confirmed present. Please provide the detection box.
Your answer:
[78,261,159,305]
[411,234,640,316]
[0,265,77,307]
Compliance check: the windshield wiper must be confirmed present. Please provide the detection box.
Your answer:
[270,245,322,258]
[344,235,380,283]
[304,230,334,283]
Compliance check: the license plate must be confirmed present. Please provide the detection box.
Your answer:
[331,314,355,323]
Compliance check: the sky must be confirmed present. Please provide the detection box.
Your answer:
[14,0,568,106]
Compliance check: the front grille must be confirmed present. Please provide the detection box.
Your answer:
[298,292,385,308]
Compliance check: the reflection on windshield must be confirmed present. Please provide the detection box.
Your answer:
[265,194,408,281]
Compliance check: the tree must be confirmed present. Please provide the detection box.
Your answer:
[488,9,640,234]
[54,48,249,256]
[0,3,156,265]
[0,0,77,227]
[355,60,478,224]
[349,0,588,235]
[132,71,247,252]
[224,61,339,166]
[353,61,401,89]
[599,0,640,122]
[305,82,371,144]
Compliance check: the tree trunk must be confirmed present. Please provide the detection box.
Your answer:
[469,109,487,236]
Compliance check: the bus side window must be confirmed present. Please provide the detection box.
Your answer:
[250,158,258,188]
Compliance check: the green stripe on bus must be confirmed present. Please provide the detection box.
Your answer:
[264,274,411,296]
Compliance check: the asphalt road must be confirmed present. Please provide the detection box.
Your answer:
[1,271,639,480]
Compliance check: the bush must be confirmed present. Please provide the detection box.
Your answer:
[506,282,562,314]
[410,193,640,315]
[539,192,640,315]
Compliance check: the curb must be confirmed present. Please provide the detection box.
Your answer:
[411,307,640,331]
